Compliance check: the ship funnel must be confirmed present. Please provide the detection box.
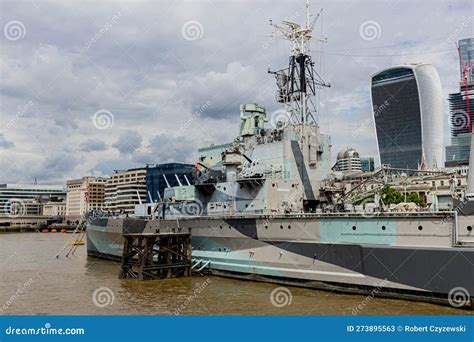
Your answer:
[467,133,474,197]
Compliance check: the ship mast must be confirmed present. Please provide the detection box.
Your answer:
[268,0,330,127]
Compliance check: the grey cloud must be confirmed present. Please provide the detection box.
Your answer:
[131,133,197,165]
[0,134,14,148]
[112,130,143,154]
[78,138,107,152]
[0,0,472,182]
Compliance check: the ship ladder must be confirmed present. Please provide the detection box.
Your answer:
[191,259,202,270]
[55,221,86,259]
[192,259,211,272]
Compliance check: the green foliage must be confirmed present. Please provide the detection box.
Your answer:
[381,187,426,207]
[406,192,425,207]
[381,187,403,205]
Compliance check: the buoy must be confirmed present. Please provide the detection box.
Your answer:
[51,229,57,233]
[41,229,49,233]
[61,229,67,233]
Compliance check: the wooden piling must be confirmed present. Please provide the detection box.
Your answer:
[119,228,192,280]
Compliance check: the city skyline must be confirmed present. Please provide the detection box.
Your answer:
[1,0,473,184]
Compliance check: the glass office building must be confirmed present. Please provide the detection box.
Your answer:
[371,64,443,170]
[145,163,195,203]
[445,38,474,167]
[458,38,474,85]
[360,157,375,172]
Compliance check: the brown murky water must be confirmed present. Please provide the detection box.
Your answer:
[0,233,470,315]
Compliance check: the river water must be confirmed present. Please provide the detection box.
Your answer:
[0,233,470,315]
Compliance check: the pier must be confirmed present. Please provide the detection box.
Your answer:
[119,227,192,280]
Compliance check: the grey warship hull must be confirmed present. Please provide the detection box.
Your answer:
[87,212,474,307]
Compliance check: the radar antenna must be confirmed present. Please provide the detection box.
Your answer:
[268,0,330,126]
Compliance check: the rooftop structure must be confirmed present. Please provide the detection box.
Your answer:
[333,147,361,172]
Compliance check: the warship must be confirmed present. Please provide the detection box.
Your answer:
[87,4,474,308]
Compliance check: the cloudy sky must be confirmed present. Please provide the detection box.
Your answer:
[0,0,472,184]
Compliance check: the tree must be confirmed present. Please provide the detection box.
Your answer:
[406,192,425,207]
[381,186,403,205]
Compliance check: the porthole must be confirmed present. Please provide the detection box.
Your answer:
[219,225,222,229]
[418,225,423,231]
[245,204,249,208]
[223,187,226,191]
[288,225,291,229]
[467,226,472,232]
[352,226,356,231]
[382,226,386,230]
[272,183,275,187]
[265,225,268,229]
[280,225,283,229]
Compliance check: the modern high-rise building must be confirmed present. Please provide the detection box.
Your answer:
[458,38,474,85]
[371,63,443,170]
[66,176,107,219]
[104,168,146,214]
[445,38,474,168]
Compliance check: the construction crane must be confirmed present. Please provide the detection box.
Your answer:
[457,43,472,133]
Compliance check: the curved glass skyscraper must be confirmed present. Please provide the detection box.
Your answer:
[371,63,443,169]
